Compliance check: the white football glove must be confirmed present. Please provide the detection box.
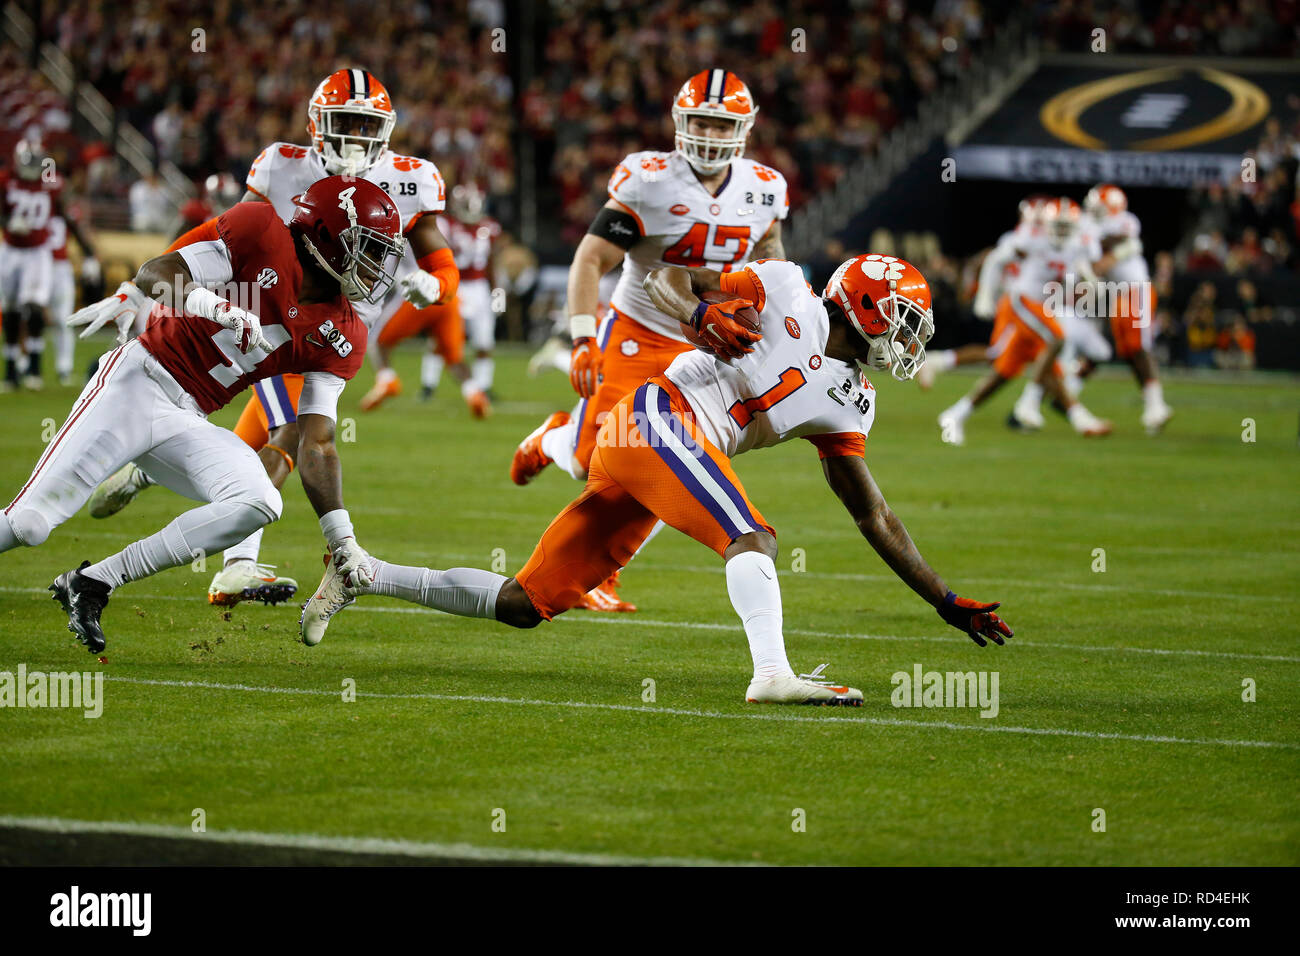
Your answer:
[330,537,374,589]
[399,270,442,309]
[972,289,996,321]
[67,280,151,344]
[80,256,101,285]
[185,287,271,354]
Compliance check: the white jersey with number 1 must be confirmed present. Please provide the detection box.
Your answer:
[665,258,876,460]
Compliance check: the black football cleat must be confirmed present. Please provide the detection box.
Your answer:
[49,561,112,654]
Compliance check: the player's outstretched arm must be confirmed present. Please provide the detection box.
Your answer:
[565,227,626,397]
[399,215,458,308]
[822,454,1012,646]
[297,412,372,588]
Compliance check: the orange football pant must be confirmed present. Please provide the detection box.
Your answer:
[517,376,774,620]
[573,308,694,470]
[992,295,1064,380]
[233,373,304,450]
[379,299,465,365]
[1111,284,1157,359]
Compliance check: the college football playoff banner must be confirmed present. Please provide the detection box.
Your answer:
[953,57,1297,186]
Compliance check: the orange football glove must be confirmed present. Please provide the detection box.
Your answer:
[569,336,602,398]
[690,298,762,360]
[937,591,1013,647]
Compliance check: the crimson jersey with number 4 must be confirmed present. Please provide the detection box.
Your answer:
[1,171,60,248]
[606,150,788,343]
[138,202,366,413]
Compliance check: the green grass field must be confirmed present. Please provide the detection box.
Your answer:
[1,342,1297,866]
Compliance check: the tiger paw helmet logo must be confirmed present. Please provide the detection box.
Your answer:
[859,254,905,282]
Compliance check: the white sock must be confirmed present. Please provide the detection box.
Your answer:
[421,353,444,389]
[82,499,272,590]
[946,396,974,421]
[223,527,263,566]
[472,356,494,392]
[1143,380,1164,408]
[55,325,74,377]
[375,367,397,386]
[725,551,794,680]
[1063,373,1083,398]
[367,559,505,619]
[933,350,957,371]
[540,421,586,479]
[1018,382,1044,408]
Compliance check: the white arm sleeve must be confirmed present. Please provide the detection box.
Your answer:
[177,239,234,287]
[298,372,348,421]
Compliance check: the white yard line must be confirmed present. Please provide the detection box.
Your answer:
[0,814,758,866]
[3,585,1298,663]
[101,675,1300,750]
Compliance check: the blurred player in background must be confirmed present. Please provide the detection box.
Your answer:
[45,201,100,386]
[301,254,1012,703]
[510,69,788,612]
[1083,184,1173,434]
[359,181,498,409]
[173,172,243,240]
[1,139,99,390]
[87,68,462,606]
[936,197,1112,445]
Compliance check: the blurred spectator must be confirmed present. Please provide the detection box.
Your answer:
[1184,282,1221,368]
[1215,316,1257,370]
[128,170,172,232]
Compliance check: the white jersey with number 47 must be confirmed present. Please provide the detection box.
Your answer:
[665,258,876,460]
[607,150,788,343]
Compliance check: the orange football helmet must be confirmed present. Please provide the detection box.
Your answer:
[1084,183,1127,220]
[1042,197,1082,248]
[671,70,757,175]
[825,254,934,381]
[307,69,396,176]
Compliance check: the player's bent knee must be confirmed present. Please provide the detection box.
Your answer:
[7,508,51,547]
[495,579,543,629]
[725,530,777,562]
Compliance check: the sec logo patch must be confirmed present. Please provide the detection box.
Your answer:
[620,339,640,356]
[809,354,822,370]
[785,316,801,338]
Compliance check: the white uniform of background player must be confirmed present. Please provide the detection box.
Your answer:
[246,142,445,333]
[435,207,500,393]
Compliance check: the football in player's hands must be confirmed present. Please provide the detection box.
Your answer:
[686,290,762,359]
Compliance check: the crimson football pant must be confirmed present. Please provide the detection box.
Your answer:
[0,340,282,588]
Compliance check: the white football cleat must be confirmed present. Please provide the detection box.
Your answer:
[88,463,154,519]
[1011,398,1045,430]
[746,666,863,706]
[1142,402,1174,435]
[937,408,966,446]
[299,554,357,646]
[207,560,298,607]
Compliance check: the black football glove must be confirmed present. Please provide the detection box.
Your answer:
[937,590,1013,647]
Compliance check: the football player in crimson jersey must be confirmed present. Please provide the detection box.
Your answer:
[510,69,789,614]
[301,254,1012,705]
[86,69,476,607]
[1,139,100,390]
[0,177,404,654]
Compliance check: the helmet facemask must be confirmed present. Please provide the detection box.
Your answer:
[672,109,753,175]
[312,105,394,176]
[303,222,406,304]
[859,291,935,382]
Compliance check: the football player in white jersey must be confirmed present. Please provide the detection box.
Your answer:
[44,207,101,386]
[918,195,1050,390]
[509,69,789,613]
[301,254,1013,705]
[937,198,1112,445]
[1084,184,1173,434]
[85,68,463,607]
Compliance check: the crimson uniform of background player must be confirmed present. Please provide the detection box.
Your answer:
[0,180,396,650]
